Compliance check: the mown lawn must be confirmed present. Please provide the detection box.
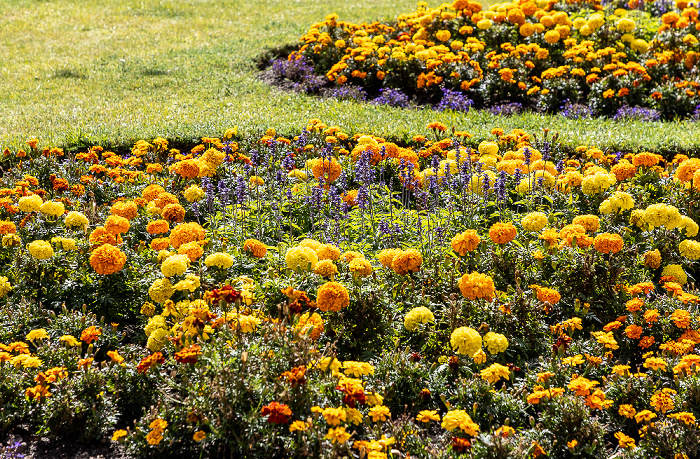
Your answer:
[0,0,697,153]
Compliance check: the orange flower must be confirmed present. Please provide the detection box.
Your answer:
[489,222,517,244]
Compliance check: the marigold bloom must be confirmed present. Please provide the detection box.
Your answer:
[80,326,101,344]
[27,240,54,259]
[174,344,202,364]
[451,230,481,256]
[391,249,423,275]
[404,306,435,331]
[243,239,267,258]
[441,410,480,435]
[489,222,517,244]
[480,363,510,384]
[593,233,624,254]
[261,402,292,424]
[170,222,205,249]
[90,243,127,275]
[450,326,482,357]
[104,215,130,235]
[368,405,391,422]
[458,272,495,300]
[316,281,349,312]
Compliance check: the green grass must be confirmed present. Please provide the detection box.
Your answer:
[0,0,697,154]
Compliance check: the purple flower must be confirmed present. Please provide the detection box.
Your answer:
[436,88,473,113]
[372,88,409,108]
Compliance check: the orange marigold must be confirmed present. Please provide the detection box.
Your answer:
[316,281,350,312]
[162,203,185,223]
[489,222,517,244]
[391,249,423,275]
[147,219,170,235]
[90,243,127,275]
[459,272,495,300]
[593,233,624,254]
[170,222,205,249]
[451,230,481,256]
[243,239,267,258]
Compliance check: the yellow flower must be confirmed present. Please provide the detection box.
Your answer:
[161,254,190,277]
[111,429,128,442]
[27,240,54,259]
[404,306,435,331]
[416,410,440,423]
[441,410,480,435]
[450,327,482,357]
[289,420,310,432]
[204,252,234,269]
[368,405,391,422]
[59,335,80,347]
[286,246,318,271]
[325,427,351,444]
[184,185,205,202]
[26,328,49,341]
[322,407,346,426]
[18,194,42,213]
[480,363,510,384]
[193,430,206,442]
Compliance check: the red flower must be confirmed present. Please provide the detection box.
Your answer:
[209,285,241,304]
[261,402,292,424]
[174,344,202,364]
[137,352,165,373]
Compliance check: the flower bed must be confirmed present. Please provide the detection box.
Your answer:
[0,123,699,457]
[283,0,700,118]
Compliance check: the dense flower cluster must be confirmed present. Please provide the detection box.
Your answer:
[292,0,700,118]
[1,121,700,458]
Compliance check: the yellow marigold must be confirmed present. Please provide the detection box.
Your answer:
[368,405,391,422]
[441,410,480,435]
[0,276,11,298]
[177,241,204,261]
[161,254,189,277]
[65,211,88,230]
[679,239,700,260]
[480,362,510,384]
[27,240,54,259]
[404,306,435,331]
[450,326,482,356]
[39,200,65,218]
[459,272,495,300]
[593,233,624,254]
[149,278,175,304]
[489,222,517,244]
[483,332,508,354]
[18,194,42,212]
[183,185,205,203]
[317,281,349,312]
[521,212,548,232]
[662,264,687,285]
[451,230,481,256]
[391,249,423,275]
[205,252,233,269]
[643,249,661,268]
[286,246,318,271]
[26,328,49,341]
[90,243,127,275]
[243,239,267,258]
